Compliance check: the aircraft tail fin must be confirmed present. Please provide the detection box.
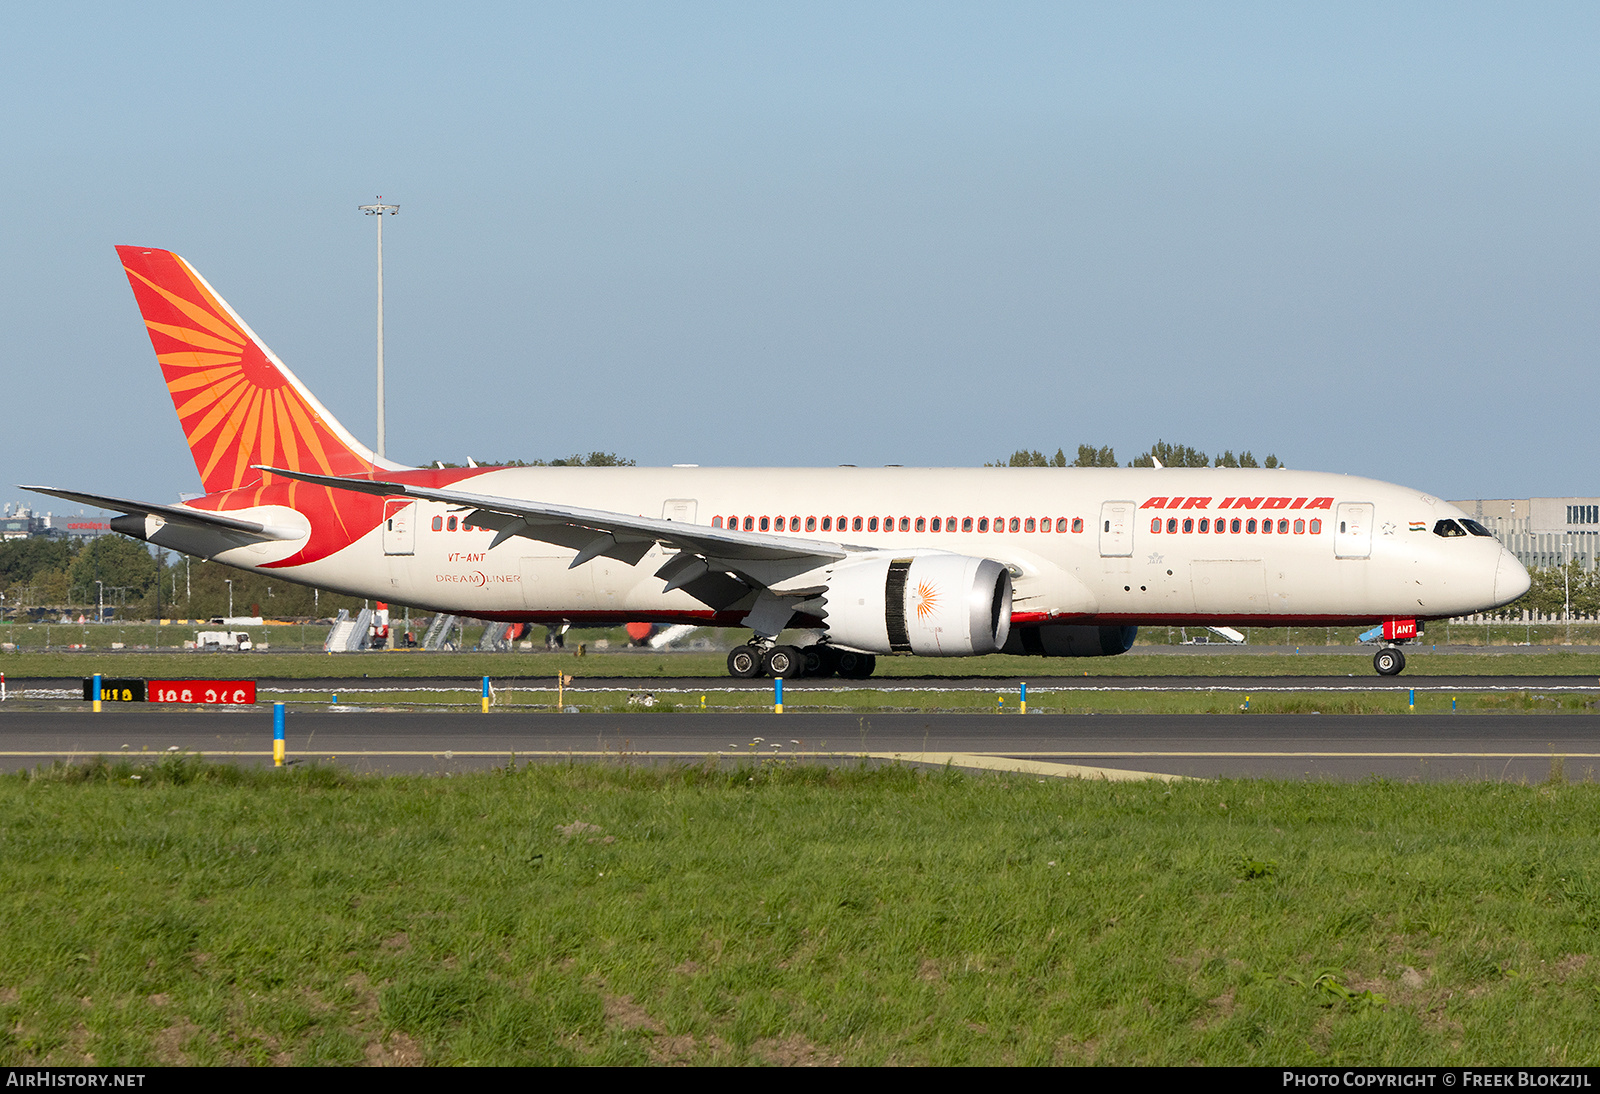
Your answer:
[116,246,396,495]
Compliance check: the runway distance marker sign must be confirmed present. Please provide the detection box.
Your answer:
[81,679,257,705]
[149,680,257,705]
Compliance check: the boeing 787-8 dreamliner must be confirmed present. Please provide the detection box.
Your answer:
[24,247,1531,678]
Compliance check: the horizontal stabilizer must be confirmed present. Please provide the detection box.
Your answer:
[19,486,303,540]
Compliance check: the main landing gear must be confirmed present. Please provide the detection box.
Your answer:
[1373,646,1406,676]
[726,643,876,680]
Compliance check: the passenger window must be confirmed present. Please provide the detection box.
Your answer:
[760,516,770,531]
[869,517,879,531]
[1246,519,1257,533]
[1262,519,1273,534]
[1023,517,1035,532]
[979,518,990,532]
[853,517,863,531]
[774,516,785,531]
[1151,518,1162,533]
[712,516,723,528]
[1294,519,1305,534]
[947,515,957,530]
[791,515,800,530]
[1278,519,1289,534]
[447,516,458,531]
[963,517,974,532]
[915,517,926,532]
[930,517,940,531]
[1309,519,1322,534]
[819,517,829,531]
[1166,518,1178,533]
[900,517,911,532]
[1433,520,1467,538]
[1198,518,1209,532]
[431,516,443,531]
[1071,518,1083,533]
[1231,518,1241,533]
[806,516,817,531]
[1057,517,1068,532]
[743,516,755,531]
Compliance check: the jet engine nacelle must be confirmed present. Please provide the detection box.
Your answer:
[1003,624,1139,658]
[821,552,1012,656]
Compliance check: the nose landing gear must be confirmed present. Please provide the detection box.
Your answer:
[1373,646,1406,676]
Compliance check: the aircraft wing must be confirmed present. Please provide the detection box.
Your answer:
[19,485,303,539]
[254,466,857,602]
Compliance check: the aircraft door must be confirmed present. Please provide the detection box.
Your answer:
[660,499,697,556]
[1334,502,1373,559]
[383,500,415,556]
[662,499,697,523]
[1099,501,1135,557]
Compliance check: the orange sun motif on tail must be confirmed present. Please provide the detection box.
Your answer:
[117,246,376,496]
[914,581,940,619]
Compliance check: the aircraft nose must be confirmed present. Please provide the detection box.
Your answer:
[1494,548,1531,605]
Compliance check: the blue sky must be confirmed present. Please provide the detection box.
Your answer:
[4,2,1598,510]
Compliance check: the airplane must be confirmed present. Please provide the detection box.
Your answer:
[24,246,1531,679]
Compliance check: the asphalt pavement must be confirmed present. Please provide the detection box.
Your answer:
[3,707,1596,783]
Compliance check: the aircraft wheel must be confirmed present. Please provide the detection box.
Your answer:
[727,645,762,678]
[803,645,835,678]
[835,651,877,679]
[763,645,803,678]
[1373,647,1406,676]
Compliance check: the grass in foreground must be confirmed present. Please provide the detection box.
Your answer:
[2,759,1599,1065]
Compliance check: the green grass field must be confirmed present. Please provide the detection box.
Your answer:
[227,685,1600,717]
[3,758,1598,1066]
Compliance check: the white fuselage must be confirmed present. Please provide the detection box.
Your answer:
[204,466,1528,628]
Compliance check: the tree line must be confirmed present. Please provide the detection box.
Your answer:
[989,441,1281,469]
[430,452,635,468]
[0,535,368,622]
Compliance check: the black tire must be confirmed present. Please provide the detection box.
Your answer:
[727,645,762,678]
[1373,647,1406,676]
[803,645,835,678]
[763,645,803,678]
[835,650,877,679]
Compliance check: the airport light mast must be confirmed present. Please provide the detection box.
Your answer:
[358,197,399,459]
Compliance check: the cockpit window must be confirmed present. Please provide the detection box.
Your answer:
[1433,519,1467,538]
[1459,518,1494,537]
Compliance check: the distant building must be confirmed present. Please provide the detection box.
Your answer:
[1450,498,1600,571]
[0,504,109,542]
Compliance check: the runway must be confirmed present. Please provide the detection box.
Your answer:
[3,708,1597,782]
[10,674,1600,699]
